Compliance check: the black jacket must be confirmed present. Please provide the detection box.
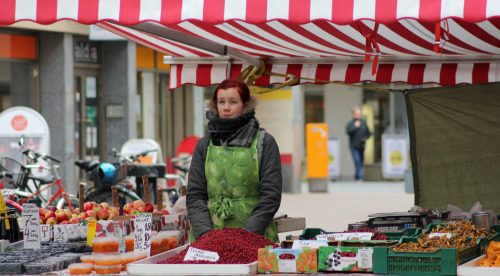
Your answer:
[186,132,282,239]
[346,119,371,150]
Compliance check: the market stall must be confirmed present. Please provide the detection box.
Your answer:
[3,1,500,275]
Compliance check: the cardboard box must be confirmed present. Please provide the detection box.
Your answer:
[160,214,190,245]
[258,245,317,274]
[318,246,374,272]
[275,217,306,233]
[53,220,88,241]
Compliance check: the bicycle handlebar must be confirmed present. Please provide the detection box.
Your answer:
[0,171,13,178]
[22,150,60,164]
[112,147,158,163]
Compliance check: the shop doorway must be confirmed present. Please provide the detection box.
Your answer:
[74,68,103,163]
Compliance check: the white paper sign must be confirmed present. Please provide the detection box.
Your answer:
[291,240,328,249]
[327,137,340,179]
[428,232,452,239]
[382,134,408,179]
[134,213,153,256]
[357,248,373,269]
[316,232,373,241]
[40,225,52,241]
[184,247,220,262]
[22,204,41,249]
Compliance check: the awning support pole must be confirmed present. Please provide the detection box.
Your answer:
[126,22,261,67]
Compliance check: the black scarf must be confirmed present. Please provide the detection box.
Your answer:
[206,111,259,147]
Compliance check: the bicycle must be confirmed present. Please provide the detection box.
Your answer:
[160,155,191,206]
[75,149,147,206]
[0,148,79,214]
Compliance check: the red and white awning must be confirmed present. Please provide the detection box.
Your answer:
[3,0,500,88]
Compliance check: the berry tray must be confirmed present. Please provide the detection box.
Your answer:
[126,244,258,275]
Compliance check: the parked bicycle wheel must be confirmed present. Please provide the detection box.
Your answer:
[4,199,23,217]
[84,187,141,207]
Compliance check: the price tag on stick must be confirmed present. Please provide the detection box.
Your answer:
[0,191,10,229]
[22,203,41,249]
[157,188,163,211]
[111,186,119,207]
[79,184,85,211]
[142,175,150,203]
[135,213,153,257]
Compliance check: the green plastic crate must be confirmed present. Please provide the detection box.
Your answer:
[373,237,487,275]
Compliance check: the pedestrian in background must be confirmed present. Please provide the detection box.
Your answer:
[346,106,371,181]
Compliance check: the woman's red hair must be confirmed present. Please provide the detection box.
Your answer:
[211,79,250,106]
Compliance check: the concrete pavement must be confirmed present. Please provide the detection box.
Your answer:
[278,180,415,241]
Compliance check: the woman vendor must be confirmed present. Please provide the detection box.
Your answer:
[186,79,282,243]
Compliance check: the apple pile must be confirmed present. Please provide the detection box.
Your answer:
[39,200,171,224]
[39,202,119,225]
[122,200,169,218]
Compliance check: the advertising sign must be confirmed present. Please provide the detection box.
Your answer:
[306,123,329,178]
[382,134,408,179]
[0,107,50,170]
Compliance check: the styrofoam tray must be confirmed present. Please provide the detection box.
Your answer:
[127,244,258,275]
[458,255,500,276]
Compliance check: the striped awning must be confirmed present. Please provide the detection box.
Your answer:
[3,0,500,88]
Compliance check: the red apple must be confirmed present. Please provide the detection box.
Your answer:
[47,205,57,212]
[73,208,80,215]
[133,200,145,208]
[144,202,154,213]
[86,210,97,219]
[60,220,71,225]
[39,208,47,216]
[108,213,116,220]
[109,207,119,215]
[98,209,110,220]
[44,211,55,220]
[55,209,68,222]
[84,202,93,212]
[100,202,110,210]
[160,209,170,215]
[123,203,133,214]
[70,217,81,224]
[78,212,89,219]
[137,207,147,213]
[130,208,139,216]
[63,209,72,220]
[92,203,103,213]
[40,216,46,224]
[46,217,58,225]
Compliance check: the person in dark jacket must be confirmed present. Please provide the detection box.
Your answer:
[187,79,282,243]
[346,106,371,181]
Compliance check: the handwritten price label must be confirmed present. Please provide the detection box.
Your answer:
[428,232,453,239]
[22,204,41,249]
[291,240,328,249]
[87,220,97,246]
[135,213,153,257]
[316,232,373,241]
[184,247,220,262]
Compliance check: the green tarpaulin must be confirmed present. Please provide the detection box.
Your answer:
[406,82,500,213]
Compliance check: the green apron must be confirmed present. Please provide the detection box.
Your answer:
[190,130,279,243]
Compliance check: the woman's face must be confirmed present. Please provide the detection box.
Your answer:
[217,87,245,118]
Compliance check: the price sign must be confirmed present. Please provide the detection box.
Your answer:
[291,240,328,249]
[134,213,153,257]
[22,203,41,249]
[0,191,10,229]
[87,220,97,246]
[184,247,220,262]
[428,232,453,239]
[316,232,373,241]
